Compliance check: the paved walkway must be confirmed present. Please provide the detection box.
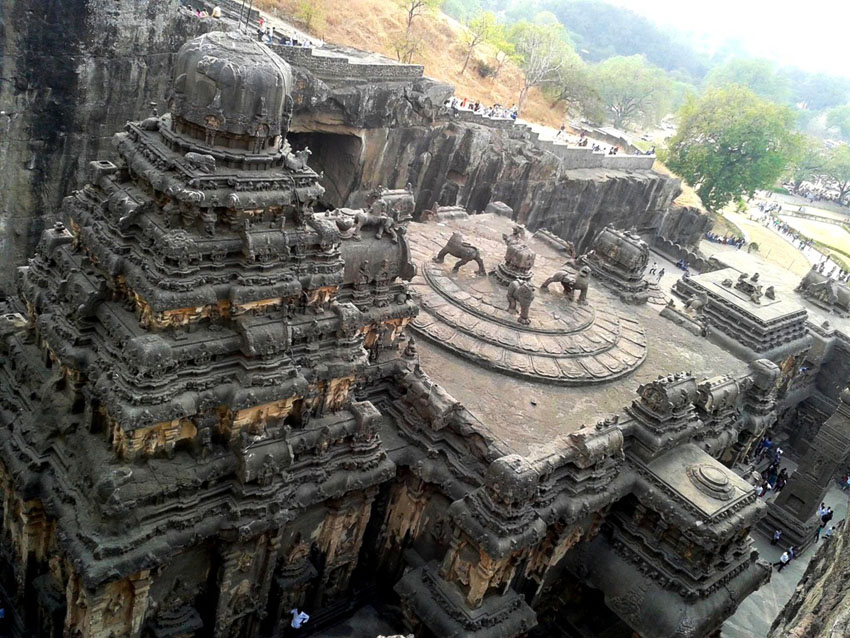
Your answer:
[722,477,849,638]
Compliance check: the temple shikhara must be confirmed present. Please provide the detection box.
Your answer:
[1,25,850,638]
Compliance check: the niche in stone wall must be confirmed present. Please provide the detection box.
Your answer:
[287,132,364,209]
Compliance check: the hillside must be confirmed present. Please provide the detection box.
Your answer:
[256,0,565,127]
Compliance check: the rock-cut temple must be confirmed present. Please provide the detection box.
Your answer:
[1,29,849,638]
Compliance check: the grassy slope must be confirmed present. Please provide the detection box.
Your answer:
[256,0,565,127]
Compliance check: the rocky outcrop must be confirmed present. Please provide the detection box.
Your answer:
[0,0,210,291]
[768,518,850,637]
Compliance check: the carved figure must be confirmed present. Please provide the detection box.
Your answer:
[432,232,486,275]
[285,147,312,171]
[139,117,161,131]
[684,291,708,315]
[541,265,591,303]
[335,204,398,242]
[184,152,216,174]
[507,279,535,324]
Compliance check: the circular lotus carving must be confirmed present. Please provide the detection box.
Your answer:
[686,463,734,501]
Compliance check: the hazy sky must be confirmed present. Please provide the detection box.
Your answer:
[606,0,850,76]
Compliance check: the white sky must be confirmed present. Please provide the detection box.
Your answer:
[604,0,850,76]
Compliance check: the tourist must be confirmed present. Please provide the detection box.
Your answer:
[290,608,310,634]
[211,6,222,18]
[655,268,665,282]
[649,262,657,275]
[824,526,835,540]
[843,475,850,491]
[771,529,782,545]
[821,507,834,528]
[775,550,791,572]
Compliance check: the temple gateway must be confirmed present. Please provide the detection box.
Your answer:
[1,30,849,638]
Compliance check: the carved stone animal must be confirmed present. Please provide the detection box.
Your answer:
[684,291,708,315]
[139,117,161,131]
[541,265,591,303]
[432,232,486,275]
[285,147,312,172]
[335,207,397,242]
[184,152,216,174]
[507,280,535,325]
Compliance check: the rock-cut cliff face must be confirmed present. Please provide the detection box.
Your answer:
[0,0,209,292]
[290,85,684,253]
[0,3,702,293]
[768,519,850,638]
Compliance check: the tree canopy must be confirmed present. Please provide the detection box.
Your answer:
[824,145,850,202]
[397,0,444,32]
[592,55,673,128]
[510,20,574,112]
[461,11,499,74]
[664,86,800,212]
[826,106,850,141]
[705,58,792,104]
[786,136,829,190]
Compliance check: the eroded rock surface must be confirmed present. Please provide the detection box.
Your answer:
[0,0,210,291]
[768,520,850,638]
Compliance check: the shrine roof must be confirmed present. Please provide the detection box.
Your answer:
[711,250,850,337]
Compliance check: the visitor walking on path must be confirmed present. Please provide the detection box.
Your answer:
[774,550,791,572]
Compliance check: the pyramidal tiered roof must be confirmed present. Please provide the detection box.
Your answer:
[0,30,417,636]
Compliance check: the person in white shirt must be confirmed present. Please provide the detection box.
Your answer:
[774,551,790,572]
[290,608,310,632]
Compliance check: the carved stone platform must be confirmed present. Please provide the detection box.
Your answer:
[407,220,648,385]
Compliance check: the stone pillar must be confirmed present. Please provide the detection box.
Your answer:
[760,388,850,549]
[128,570,152,638]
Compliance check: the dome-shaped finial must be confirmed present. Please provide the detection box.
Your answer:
[168,31,293,151]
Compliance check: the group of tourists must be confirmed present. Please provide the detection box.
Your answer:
[756,431,843,575]
[443,97,518,121]
[647,262,665,283]
[184,5,222,18]
[813,258,850,284]
[704,231,745,248]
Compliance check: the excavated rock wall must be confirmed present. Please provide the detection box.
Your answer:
[768,518,850,637]
[0,4,695,293]
[0,0,210,292]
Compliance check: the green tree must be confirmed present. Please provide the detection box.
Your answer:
[592,55,673,129]
[397,0,444,33]
[826,105,850,140]
[546,54,602,120]
[786,137,828,191]
[824,145,850,203]
[461,11,499,74]
[510,21,573,112]
[664,86,799,212]
[705,58,792,104]
[484,22,515,79]
[295,0,325,32]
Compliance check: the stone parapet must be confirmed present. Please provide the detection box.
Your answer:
[273,44,425,81]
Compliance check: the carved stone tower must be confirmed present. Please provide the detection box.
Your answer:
[0,31,417,637]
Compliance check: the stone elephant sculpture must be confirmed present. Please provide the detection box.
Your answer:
[507,280,535,325]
